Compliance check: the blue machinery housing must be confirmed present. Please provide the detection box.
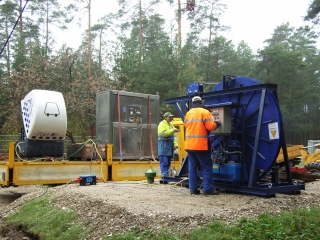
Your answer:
[164,75,305,197]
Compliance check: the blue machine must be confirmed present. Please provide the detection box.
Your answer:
[79,175,97,186]
[163,75,305,197]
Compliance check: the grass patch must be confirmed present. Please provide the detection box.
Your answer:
[105,207,320,240]
[3,195,320,240]
[4,196,88,240]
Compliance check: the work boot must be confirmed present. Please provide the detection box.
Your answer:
[203,190,219,196]
[190,189,200,195]
[159,180,168,184]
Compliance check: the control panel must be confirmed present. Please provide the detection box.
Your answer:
[127,105,143,123]
[211,106,231,134]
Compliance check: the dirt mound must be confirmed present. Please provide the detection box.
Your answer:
[1,180,320,239]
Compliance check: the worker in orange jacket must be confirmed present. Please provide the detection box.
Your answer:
[184,96,221,195]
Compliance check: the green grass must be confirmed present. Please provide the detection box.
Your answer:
[4,196,88,240]
[2,196,320,240]
[105,207,320,240]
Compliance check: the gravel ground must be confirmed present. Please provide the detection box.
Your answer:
[1,179,320,239]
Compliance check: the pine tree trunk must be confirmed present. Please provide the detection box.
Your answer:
[88,0,92,81]
[139,0,143,88]
[45,0,49,56]
[5,19,10,76]
[177,0,181,77]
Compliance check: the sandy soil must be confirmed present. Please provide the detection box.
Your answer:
[1,179,320,239]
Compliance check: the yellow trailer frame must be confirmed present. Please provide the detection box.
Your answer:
[105,118,185,181]
[0,142,108,186]
[0,119,185,186]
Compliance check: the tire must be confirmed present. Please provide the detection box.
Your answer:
[305,162,320,175]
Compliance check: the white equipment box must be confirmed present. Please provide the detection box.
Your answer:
[211,106,231,134]
[21,89,67,141]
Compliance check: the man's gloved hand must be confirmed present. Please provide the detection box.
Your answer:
[215,121,221,129]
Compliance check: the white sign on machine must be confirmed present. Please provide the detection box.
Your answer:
[268,122,279,140]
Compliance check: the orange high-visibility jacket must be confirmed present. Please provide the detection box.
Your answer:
[184,107,217,151]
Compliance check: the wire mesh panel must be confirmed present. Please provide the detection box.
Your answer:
[0,135,20,155]
[307,140,320,154]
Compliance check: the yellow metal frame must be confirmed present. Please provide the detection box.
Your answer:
[109,118,185,181]
[0,119,186,185]
[0,142,108,186]
[276,145,304,164]
[303,148,320,165]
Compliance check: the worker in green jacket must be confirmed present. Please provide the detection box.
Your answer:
[158,112,178,177]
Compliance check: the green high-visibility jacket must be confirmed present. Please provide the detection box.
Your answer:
[157,120,178,156]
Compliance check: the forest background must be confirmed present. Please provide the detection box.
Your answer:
[1,0,320,145]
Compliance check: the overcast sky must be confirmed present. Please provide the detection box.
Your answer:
[219,0,313,52]
[58,0,314,52]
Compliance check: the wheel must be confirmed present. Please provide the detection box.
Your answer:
[206,76,282,180]
[305,162,320,175]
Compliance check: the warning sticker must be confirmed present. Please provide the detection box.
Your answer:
[268,122,279,140]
